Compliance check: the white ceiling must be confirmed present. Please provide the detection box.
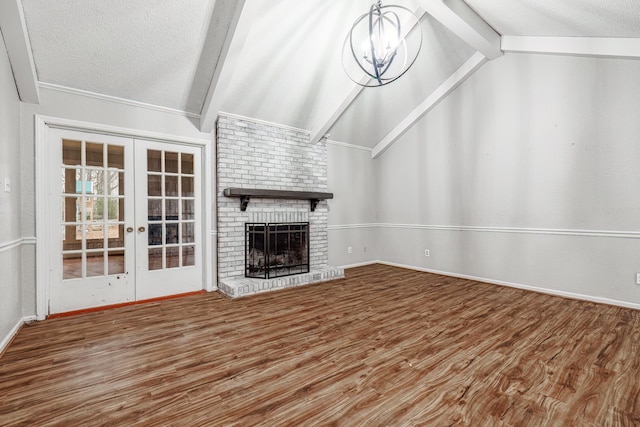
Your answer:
[465,0,640,37]
[220,0,379,131]
[21,0,216,113]
[14,0,640,148]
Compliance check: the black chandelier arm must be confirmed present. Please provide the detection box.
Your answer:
[369,2,383,84]
[348,17,381,81]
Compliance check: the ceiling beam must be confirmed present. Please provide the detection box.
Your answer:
[199,0,249,133]
[310,9,427,145]
[311,0,500,146]
[502,36,640,60]
[0,0,39,103]
[372,52,486,159]
[418,0,502,60]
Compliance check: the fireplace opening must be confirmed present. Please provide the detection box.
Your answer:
[245,222,310,279]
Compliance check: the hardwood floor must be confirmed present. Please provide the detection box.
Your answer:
[2,264,639,425]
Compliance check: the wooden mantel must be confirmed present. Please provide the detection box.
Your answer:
[223,188,334,212]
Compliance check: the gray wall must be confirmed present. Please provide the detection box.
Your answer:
[326,142,378,267]
[0,30,24,344]
[374,53,640,306]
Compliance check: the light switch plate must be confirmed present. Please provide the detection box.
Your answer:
[4,178,10,193]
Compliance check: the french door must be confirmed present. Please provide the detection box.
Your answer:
[48,129,203,314]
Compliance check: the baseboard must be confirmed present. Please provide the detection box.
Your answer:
[339,260,379,269]
[377,261,640,311]
[0,315,36,357]
[47,291,206,319]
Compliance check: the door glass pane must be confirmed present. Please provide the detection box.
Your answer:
[166,247,179,269]
[148,224,162,246]
[108,225,124,249]
[149,248,163,270]
[165,152,179,174]
[182,222,194,243]
[148,199,162,221]
[165,176,178,197]
[117,172,125,195]
[107,198,123,221]
[61,169,82,195]
[182,246,195,266]
[108,250,125,275]
[86,224,104,249]
[73,170,84,194]
[62,140,82,166]
[107,145,124,169]
[61,197,79,222]
[75,224,84,241]
[86,252,104,277]
[182,200,194,220]
[85,170,104,195]
[182,177,194,197]
[181,154,194,174]
[106,171,121,196]
[85,197,103,221]
[166,223,179,244]
[63,253,82,279]
[148,175,162,196]
[62,225,82,251]
[166,199,178,220]
[148,150,162,172]
[85,143,104,167]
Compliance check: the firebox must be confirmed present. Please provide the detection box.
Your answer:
[245,222,310,279]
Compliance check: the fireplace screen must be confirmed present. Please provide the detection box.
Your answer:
[245,222,310,279]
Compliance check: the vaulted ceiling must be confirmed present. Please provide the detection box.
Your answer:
[3,0,640,154]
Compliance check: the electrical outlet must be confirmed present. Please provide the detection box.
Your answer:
[424,249,430,257]
[636,273,640,285]
[363,246,367,253]
[4,178,10,193]
[348,246,353,254]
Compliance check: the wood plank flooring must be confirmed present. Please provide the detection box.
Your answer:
[1,264,640,425]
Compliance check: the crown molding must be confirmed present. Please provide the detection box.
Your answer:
[38,82,200,119]
[218,111,310,135]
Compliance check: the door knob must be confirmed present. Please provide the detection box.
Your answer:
[138,226,146,232]
[126,227,134,233]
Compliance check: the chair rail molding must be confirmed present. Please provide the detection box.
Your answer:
[328,223,640,239]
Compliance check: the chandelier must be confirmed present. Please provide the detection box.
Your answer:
[342,1,422,87]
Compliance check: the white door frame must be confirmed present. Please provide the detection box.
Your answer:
[35,115,214,320]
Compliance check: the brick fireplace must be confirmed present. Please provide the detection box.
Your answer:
[216,113,344,298]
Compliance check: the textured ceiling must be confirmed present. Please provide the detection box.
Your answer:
[17,0,640,146]
[465,0,640,37]
[21,0,215,113]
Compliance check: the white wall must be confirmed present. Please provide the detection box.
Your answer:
[374,53,640,307]
[20,86,212,316]
[0,30,24,348]
[327,141,378,267]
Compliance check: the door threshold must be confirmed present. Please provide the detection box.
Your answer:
[47,290,207,319]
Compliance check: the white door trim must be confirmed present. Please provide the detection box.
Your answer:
[35,115,214,320]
